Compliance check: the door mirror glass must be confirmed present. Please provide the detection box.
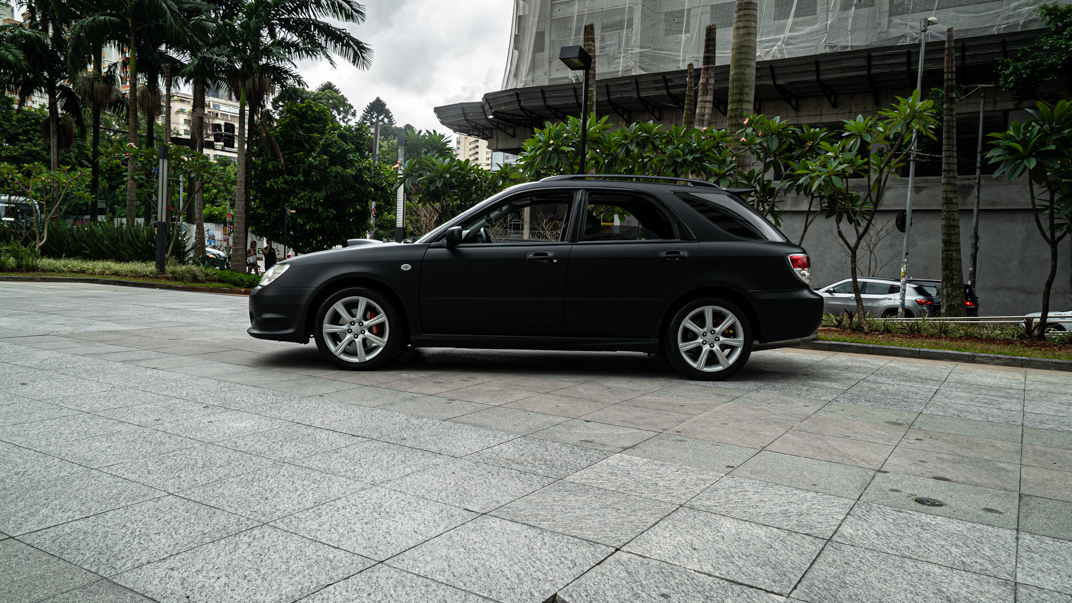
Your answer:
[444,226,462,249]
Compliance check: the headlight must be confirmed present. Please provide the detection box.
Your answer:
[259,263,290,287]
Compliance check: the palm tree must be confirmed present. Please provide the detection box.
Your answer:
[217,0,373,271]
[69,0,197,220]
[726,0,758,171]
[72,59,123,220]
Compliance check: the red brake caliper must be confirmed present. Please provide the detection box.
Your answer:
[368,311,380,336]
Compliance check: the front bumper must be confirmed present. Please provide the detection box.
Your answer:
[749,288,825,343]
[247,285,315,343]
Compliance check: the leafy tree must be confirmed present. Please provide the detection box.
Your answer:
[0,96,50,166]
[215,0,373,271]
[997,4,1072,105]
[987,100,1072,336]
[398,126,452,160]
[360,96,395,127]
[271,82,356,123]
[249,101,390,253]
[0,163,91,250]
[794,93,937,333]
[399,156,521,235]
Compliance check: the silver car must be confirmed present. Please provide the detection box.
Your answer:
[817,277,935,318]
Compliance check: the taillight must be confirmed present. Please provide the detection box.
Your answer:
[787,254,810,285]
[916,299,931,305]
[966,301,976,306]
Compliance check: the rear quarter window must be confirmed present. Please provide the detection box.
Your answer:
[675,192,785,242]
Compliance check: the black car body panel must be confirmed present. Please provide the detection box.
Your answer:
[248,178,824,362]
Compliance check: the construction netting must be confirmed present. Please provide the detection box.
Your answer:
[502,0,1068,89]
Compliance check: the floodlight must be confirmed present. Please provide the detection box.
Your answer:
[559,46,591,71]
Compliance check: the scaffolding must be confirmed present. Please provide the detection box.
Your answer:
[502,0,1066,90]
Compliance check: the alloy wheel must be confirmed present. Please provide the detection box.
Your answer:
[676,305,745,372]
[321,296,389,363]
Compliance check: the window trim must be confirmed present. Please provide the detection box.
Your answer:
[573,189,685,244]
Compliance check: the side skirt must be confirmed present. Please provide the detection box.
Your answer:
[409,335,660,353]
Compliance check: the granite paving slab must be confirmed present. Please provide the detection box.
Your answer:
[301,565,494,603]
[860,472,1019,529]
[273,486,476,560]
[529,418,658,451]
[688,476,854,538]
[767,429,894,469]
[0,539,101,603]
[880,446,1021,491]
[791,542,1014,603]
[491,480,676,547]
[466,437,610,478]
[22,495,258,576]
[556,551,784,603]
[911,412,1024,443]
[178,462,365,522]
[832,502,1017,579]
[1018,584,1072,603]
[102,443,279,492]
[731,451,875,499]
[294,439,450,484]
[625,506,824,595]
[1020,533,1072,595]
[385,459,553,513]
[1021,467,1072,503]
[388,516,611,603]
[565,453,721,503]
[216,423,365,461]
[36,579,154,603]
[1019,496,1072,541]
[623,433,757,472]
[115,525,373,603]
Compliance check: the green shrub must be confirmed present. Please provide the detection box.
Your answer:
[0,243,40,271]
[40,221,191,264]
[214,269,261,288]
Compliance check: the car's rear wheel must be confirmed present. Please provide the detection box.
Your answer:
[314,287,401,370]
[666,298,752,380]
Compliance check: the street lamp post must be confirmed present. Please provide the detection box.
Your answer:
[559,45,592,175]
[896,16,938,318]
[155,144,169,275]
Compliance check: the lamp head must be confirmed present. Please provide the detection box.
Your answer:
[927,17,939,25]
[559,45,592,71]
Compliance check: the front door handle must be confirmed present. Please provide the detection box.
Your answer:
[659,250,689,263]
[526,251,559,265]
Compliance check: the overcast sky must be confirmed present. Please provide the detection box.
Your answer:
[296,0,514,138]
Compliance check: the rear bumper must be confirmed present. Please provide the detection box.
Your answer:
[247,285,314,343]
[749,288,824,343]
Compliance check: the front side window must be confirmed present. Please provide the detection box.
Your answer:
[830,281,855,294]
[456,193,572,244]
[582,193,675,242]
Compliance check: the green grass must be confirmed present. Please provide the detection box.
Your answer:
[0,257,262,289]
[0,271,251,290]
[819,331,1072,362]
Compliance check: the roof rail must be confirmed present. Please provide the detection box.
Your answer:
[539,174,722,188]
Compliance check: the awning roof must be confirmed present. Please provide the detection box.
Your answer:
[436,29,1041,139]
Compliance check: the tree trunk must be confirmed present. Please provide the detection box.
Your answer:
[230,87,247,272]
[849,246,870,333]
[1039,192,1059,338]
[726,0,757,172]
[126,38,138,220]
[940,28,966,317]
[682,63,696,128]
[583,23,596,119]
[47,90,59,208]
[695,25,717,129]
[90,45,102,221]
[143,79,156,225]
[245,97,257,251]
[193,80,205,259]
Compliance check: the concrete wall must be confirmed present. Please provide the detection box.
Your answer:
[778,175,1072,316]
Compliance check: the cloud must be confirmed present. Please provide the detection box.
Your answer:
[296,0,513,138]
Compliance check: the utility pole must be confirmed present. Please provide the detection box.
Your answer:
[969,92,985,292]
[897,16,939,317]
[155,144,169,275]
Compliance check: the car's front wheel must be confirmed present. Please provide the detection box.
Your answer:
[666,298,752,380]
[313,287,401,370]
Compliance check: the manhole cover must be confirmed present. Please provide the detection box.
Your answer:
[914,497,945,507]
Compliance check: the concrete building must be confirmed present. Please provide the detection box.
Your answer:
[162,91,244,162]
[435,0,1072,315]
[455,134,494,168]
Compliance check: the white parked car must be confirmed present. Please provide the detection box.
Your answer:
[1026,310,1072,331]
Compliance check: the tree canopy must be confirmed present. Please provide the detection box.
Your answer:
[998,3,1072,105]
[249,101,392,253]
[271,82,357,123]
[360,97,395,127]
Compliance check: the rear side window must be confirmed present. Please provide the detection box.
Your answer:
[582,193,676,241]
[862,282,898,295]
[676,192,785,242]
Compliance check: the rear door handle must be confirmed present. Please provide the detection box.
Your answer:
[526,251,559,265]
[659,250,689,262]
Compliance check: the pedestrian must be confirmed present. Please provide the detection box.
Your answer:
[264,240,277,270]
[246,242,259,275]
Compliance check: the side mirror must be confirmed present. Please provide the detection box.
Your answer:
[444,226,462,249]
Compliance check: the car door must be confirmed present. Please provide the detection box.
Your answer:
[822,280,855,315]
[565,190,698,338]
[420,191,575,336]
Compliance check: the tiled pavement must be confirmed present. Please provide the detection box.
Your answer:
[1,282,1071,603]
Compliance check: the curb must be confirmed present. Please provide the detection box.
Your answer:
[802,339,1072,372]
[0,275,252,296]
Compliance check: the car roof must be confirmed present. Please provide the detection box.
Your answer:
[539,174,753,197]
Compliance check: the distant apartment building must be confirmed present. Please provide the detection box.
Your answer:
[162,88,244,162]
[454,134,517,171]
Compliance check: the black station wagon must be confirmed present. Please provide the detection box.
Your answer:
[248,175,823,380]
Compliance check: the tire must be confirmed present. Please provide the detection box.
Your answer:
[313,287,402,370]
[881,309,897,318]
[666,297,752,381]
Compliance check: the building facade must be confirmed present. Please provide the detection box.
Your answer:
[434,0,1072,315]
